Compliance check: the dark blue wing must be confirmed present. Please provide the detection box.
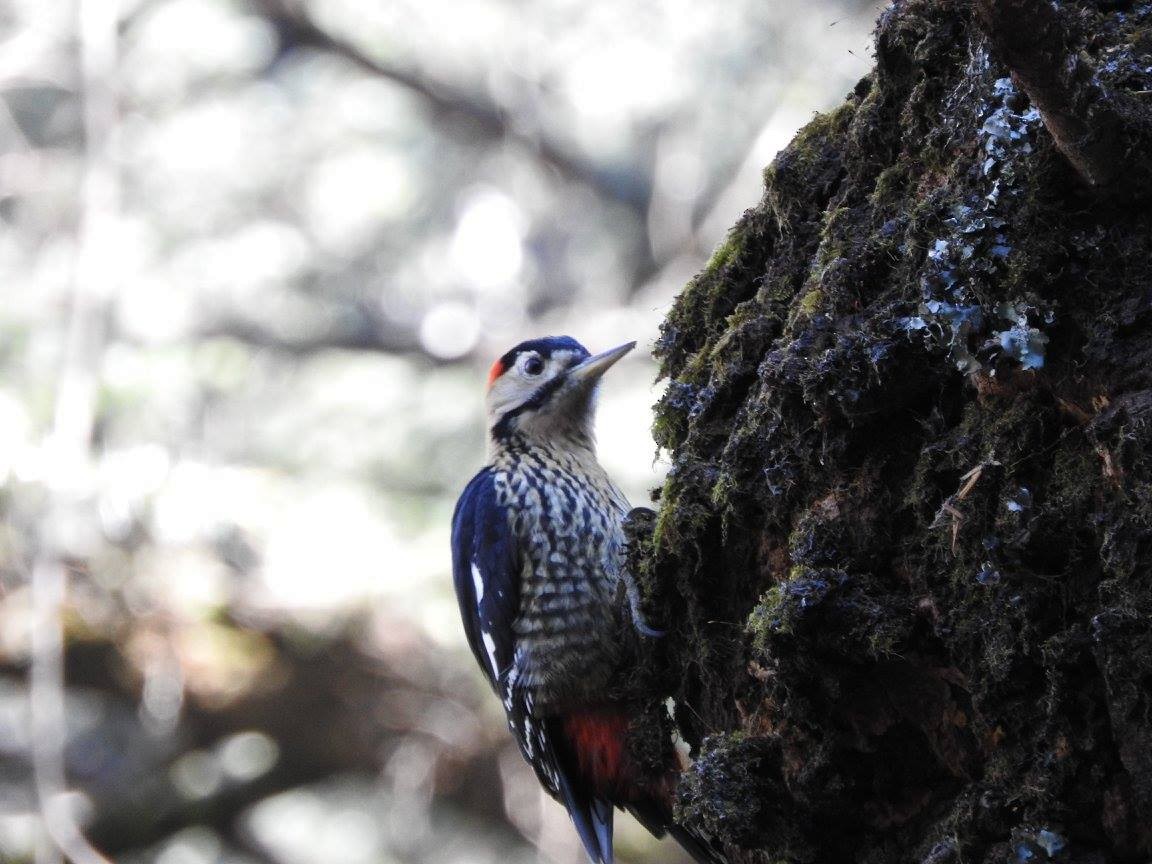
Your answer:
[451,468,519,691]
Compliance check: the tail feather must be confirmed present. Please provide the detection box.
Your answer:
[591,797,614,864]
[548,717,614,864]
[554,758,614,863]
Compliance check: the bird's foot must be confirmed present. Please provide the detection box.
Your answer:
[626,585,666,639]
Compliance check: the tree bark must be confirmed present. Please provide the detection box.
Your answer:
[633,2,1152,862]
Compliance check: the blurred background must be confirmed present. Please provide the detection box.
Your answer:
[0,1,882,862]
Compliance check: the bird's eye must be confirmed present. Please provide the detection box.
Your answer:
[523,355,544,376]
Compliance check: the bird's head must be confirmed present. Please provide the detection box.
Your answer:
[485,336,635,447]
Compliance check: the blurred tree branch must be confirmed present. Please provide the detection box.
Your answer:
[4,628,513,856]
[193,310,421,357]
[27,0,120,860]
[250,0,653,216]
[196,0,787,333]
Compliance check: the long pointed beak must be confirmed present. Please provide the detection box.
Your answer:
[567,341,636,386]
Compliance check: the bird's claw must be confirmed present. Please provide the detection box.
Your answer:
[632,617,666,639]
[626,589,666,638]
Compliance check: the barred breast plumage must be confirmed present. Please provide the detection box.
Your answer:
[493,432,631,710]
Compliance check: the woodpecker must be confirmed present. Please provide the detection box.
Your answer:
[451,336,724,864]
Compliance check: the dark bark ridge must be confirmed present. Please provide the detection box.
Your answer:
[975,0,1152,194]
[629,2,1152,863]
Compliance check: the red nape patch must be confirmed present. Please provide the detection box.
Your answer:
[562,710,631,793]
[487,358,506,388]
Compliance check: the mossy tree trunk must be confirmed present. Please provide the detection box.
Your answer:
[629,2,1152,862]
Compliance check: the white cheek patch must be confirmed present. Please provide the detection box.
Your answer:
[487,352,578,420]
[489,377,535,421]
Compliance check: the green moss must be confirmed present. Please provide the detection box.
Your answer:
[1042,445,1098,514]
[703,233,739,276]
[865,621,902,658]
[817,205,852,251]
[710,470,738,510]
[655,212,771,382]
[651,484,682,552]
[869,163,909,209]
[762,102,856,235]
[761,102,857,189]
[798,288,823,317]
[748,584,791,643]
[651,477,713,559]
